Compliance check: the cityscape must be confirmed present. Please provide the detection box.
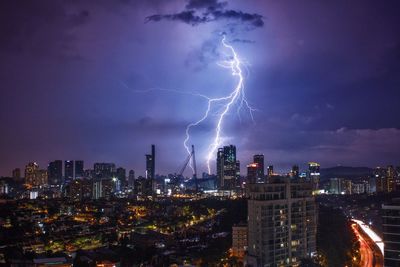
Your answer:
[1,1,400,267]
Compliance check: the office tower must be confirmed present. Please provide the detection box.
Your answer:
[48,160,62,185]
[246,180,317,266]
[65,160,74,181]
[216,145,237,190]
[12,168,21,179]
[128,170,135,189]
[253,154,264,180]
[232,223,248,259]
[267,165,274,177]
[116,167,126,186]
[68,179,92,200]
[290,165,300,179]
[25,162,39,186]
[75,160,84,178]
[146,144,155,179]
[308,162,320,190]
[145,144,155,194]
[94,163,116,179]
[382,202,400,266]
[236,160,241,186]
[247,163,258,184]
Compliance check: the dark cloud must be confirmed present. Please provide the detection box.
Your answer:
[185,0,227,11]
[146,0,263,28]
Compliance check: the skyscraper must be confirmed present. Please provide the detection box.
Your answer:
[48,160,62,185]
[216,145,237,190]
[247,163,258,184]
[116,167,126,186]
[145,145,155,194]
[128,170,135,189]
[267,165,274,177]
[308,162,320,190]
[246,180,317,266]
[75,160,84,178]
[146,144,155,180]
[64,160,74,181]
[253,154,264,181]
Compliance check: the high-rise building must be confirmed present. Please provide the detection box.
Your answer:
[48,160,62,185]
[145,145,155,194]
[375,167,387,193]
[75,160,84,178]
[247,163,259,184]
[216,145,237,190]
[246,180,317,266]
[253,154,264,181]
[12,168,21,179]
[232,223,248,259]
[25,162,48,187]
[382,202,400,266]
[329,178,343,194]
[146,145,155,179]
[387,165,395,193]
[116,167,126,186]
[128,170,135,189]
[25,162,39,186]
[94,163,116,179]
[308,162,320,190]
[64,160,74,181]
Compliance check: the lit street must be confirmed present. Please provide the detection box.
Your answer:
[351,221,383,267]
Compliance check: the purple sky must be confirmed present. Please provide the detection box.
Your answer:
[1,0,400,177]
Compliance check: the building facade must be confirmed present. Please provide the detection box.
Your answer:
[382,203,400,266]
[246,180,317,266]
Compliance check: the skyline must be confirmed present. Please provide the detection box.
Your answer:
[1,0,400,176]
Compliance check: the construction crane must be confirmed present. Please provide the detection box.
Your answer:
[177,145,198,192]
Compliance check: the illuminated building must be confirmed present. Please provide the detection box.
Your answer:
[247,163,258,184]
[68,179,92,200]
[382,202,400,266]
[25,162,39,185]
[145,144,155,193]
[48,160,62,185]
[94,163,116,179]
[308,162,320,190]
[12,168,21,179]
[253,154,264,181]
[92,179,112,199]
[216,145,237,190]
[25,162,47,186]
[246,180,317,266]
[387,165,395,193]
[375,167,387,193]
[75,160,84,178]
[64,160,74,181]
[232,223,248,259]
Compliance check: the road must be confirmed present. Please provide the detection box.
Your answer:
[351,222,383,267]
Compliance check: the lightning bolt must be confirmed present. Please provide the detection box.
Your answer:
[122,35,255,176]
[184,35,256,174]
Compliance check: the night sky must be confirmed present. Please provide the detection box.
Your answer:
[1,0,400,177]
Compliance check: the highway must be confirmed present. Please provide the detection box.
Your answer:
[351,220,384,267]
